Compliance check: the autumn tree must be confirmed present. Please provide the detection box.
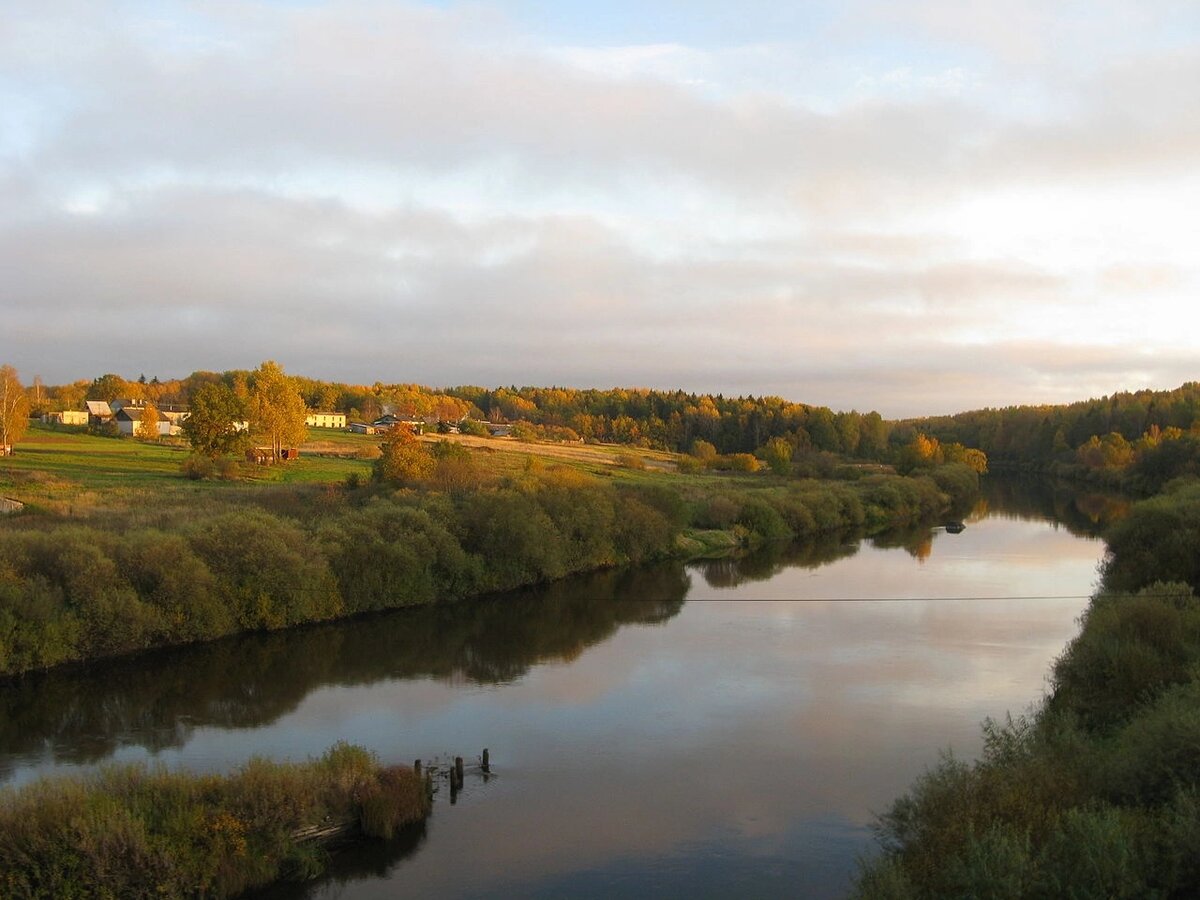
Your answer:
[942,441,989,473]
[690,439,719,464]
[29,375,48,417]
[183,383,249,459]
[897,432,944,474]
[136,402,161,440]
[1,365,31,453]
[247,361,308,460]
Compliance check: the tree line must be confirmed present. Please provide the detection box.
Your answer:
[903,382,1200,489]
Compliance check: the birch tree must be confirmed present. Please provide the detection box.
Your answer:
[248,361,308,459]
[1,365,30,452]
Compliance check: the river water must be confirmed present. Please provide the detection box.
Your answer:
[0,480,1116,898]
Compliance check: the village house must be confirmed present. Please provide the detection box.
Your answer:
[42,409,89,426]
[114,405,185,437]
[305,411,347,429]
[371,414,427,432]
[85,400,113,425]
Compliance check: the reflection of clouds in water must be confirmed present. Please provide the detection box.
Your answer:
[691,515,1102,601]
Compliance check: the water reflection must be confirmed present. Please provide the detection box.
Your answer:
[0,566,688,780]
[0,480,1113,899]
[256,823,429,900]
[695,531,860,589]
[979,476,1129,536]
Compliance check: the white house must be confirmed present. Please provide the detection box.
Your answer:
[42,410,89,426]
[115,406,183,437]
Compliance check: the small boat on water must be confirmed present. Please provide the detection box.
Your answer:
[944,521,966,534]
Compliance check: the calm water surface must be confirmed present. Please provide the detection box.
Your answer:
[0,481,1115,898]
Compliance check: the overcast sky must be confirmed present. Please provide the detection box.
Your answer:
[3,1,1198,416]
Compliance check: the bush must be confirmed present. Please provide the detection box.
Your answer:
[0,743,428,899]
[616,451,646,470]
[1048,583,1200,732]
[182,454,215,480]
[188,509,343,630]
[1102,481,1200,592]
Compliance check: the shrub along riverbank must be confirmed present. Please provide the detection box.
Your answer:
[0,742,428,899]
[853,477,1200,899]
[0,462,978,678]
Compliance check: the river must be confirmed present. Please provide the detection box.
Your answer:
[0,480,1118,898]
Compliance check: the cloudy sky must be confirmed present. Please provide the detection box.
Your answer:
[3,1,1198,416]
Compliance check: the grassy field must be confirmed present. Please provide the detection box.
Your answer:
[0,423,739,515]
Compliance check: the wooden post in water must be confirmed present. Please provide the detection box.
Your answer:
[481,748,490,773]
[455,756,464,786]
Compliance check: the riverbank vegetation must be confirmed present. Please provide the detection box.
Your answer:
[0,446,979,677]
[854,477,1200,898]
[0,742,428,898]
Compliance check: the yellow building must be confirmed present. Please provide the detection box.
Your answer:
[305,411,347,429]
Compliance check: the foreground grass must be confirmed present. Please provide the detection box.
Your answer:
[0,742,428,899]
[854,479,1200,899]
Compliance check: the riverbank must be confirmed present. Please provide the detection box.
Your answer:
[0,457,979,678]
[0,742,428,898]
[853,477,1200,898]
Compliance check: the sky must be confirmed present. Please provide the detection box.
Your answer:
[2,1,1199,417]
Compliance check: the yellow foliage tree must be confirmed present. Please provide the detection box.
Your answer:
[137,403,160,440]
[1,365,30,453]
[248,361,308,460]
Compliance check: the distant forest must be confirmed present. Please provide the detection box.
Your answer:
[28,371,1200,485]
[906,382,1200,491]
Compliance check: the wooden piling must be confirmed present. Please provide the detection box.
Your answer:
[455,756,464,785]
[481,748,490,773]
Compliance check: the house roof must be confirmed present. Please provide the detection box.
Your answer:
[85,400,112,416]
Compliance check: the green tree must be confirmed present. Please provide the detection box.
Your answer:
[758,436,793,475]
[183,383,248,459]
[87,373,132,402]
[247,361,308,460]
[1,365,31,452]
[429,440,480,492]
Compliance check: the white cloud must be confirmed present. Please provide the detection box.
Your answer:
[2,1,1198,415]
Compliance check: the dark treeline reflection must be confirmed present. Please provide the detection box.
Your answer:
[694,529,862,589]
[976,475,1129,537]
[0,566,689,779]
[254,822,430,900]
